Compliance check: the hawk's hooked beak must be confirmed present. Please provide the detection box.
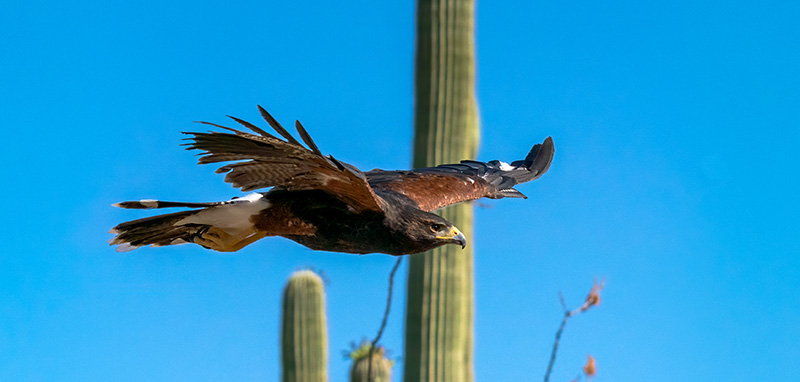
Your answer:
[438,227,467,249]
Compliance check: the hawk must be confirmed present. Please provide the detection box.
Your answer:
[110,106,554,256]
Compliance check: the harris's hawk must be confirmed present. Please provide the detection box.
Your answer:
[109,106,554,256]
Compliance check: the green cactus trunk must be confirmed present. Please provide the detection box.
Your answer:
[349,344,393,382]
[403,0,478,381]
[281,270,328,382]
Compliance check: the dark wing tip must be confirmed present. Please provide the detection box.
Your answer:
[227,115,274,138]
[498,188,528,199]
[112,201,152,209]
[295,120,323,156]
[525,136,554,178]
[257,105,302,146]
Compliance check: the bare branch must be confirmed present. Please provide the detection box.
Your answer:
[558,291,569,313]
[544,310,571,382]
[367,257,403,381]
[543,279,605,382]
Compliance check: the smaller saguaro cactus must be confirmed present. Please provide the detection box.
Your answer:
[349,342,393,382]
[281,270,328,382]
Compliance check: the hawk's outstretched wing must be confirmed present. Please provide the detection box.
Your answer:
[183,106,385,213]
[367,137,554,212]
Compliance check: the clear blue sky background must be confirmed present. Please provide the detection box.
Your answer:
[2,1,798,381]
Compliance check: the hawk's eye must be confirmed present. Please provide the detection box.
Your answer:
[430,223,443,232]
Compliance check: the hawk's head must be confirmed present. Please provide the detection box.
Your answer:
[388,207,467,253]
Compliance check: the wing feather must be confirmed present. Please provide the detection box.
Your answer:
[184,107,384,212]
[295,120,322,156]
[227,115,276,138]
[368,137,554,212]
[257,105,302,146]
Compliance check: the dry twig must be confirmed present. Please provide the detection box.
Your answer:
[367,257,403,381]
[543,279,604,382]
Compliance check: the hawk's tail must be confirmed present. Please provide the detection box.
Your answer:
[108,209,211,252]
[109,193,270,252]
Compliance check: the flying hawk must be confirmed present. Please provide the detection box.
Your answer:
[109,106,554,256]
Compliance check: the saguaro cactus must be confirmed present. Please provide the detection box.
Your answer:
[281,270,328,382]
[349,343,393,382]
[404,0,478,381]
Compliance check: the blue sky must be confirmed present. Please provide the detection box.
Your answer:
[2,1,799,381]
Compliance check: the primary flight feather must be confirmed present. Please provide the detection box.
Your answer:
[110,106,554,255]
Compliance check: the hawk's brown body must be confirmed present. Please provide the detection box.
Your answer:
[109,107,554,255]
